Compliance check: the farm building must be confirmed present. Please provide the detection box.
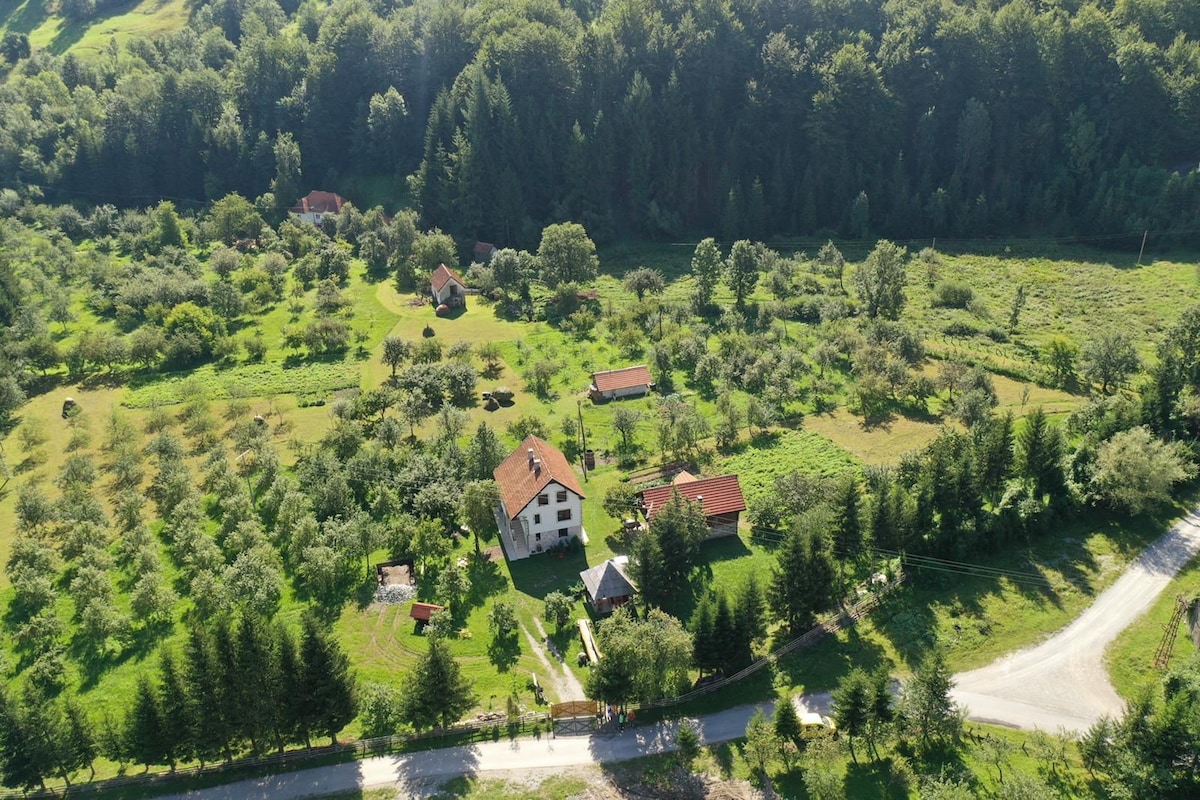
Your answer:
[473,241,498,263]
[410,602,445,623]
[579,557,637,615]
[638,474,747,539]
[493,436,586,560]
[289,190,345,225]
[589,365,652,401]
[431,263,467,309]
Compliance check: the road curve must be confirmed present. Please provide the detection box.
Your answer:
[164,512,1200,798]
[951,510,1200,732]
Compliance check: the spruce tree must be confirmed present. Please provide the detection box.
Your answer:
[157,649,195,771]
[401,637,475,730]
[300,616,357,745]
[126,674,167,770]
[832,668,870,763]
[185,626,233,764]
[773,694,803,747]
[277,623,306,751]
[62,699,98,783]
[735,574,767,647]
[832,474,864,590]
[236,614,281,754]
[690,595,717,675]
[712,592,740,672]
[769,518,836,633]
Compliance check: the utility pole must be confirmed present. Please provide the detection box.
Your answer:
[1136,230,1148,267]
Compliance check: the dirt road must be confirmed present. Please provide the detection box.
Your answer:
[951,510,1200,732]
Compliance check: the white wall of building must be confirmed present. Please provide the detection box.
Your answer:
[510,480,583,554]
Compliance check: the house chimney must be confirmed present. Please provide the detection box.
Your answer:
[527,448,534,465]
[533,458,542,473]
[696,495,704,503]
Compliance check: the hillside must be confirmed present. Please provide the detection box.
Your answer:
[0,0,187,57]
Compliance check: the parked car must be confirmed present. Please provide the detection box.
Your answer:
[800,712,837,740]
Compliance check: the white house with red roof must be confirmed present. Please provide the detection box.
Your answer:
[289,191,345,226]
[430,263,467,309]
[589,365,653,401]
[638,473,746,539]
[493,436,586,559]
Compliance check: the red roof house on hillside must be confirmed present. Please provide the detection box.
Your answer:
[590,365,653,401]
[289,191,345,225]
[431,263,467,309]
[638,474,746,539]
[493,436,586,560]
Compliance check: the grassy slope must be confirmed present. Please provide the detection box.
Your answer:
[0,0,188,57]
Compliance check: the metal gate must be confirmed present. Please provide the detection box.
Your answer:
[551,700,599,737]
[553,715,597,736]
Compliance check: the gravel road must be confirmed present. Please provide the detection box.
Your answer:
[951,510,1200,732]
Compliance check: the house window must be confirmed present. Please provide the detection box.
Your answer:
[537,494,549,506]
[556,490,568,503]
[557,509,572,522]
[558,528,569,538]
[534,514,541,524]
[535,532,542,542]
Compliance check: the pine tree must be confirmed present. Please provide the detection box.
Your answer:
[157,649,195,771]
[62,699,97,783]
[773,694,803,747]
[904,648,961,752]
[466,422,505,481]
[831,474,864,591]
[276,623,306,751]
[712,592,739,672]
[126,674,167,770]
[735,574,767,647]
[185,626,233,764]
[1017,406,1064,501]
[300,616,357,745]
[832,668,870,763]
[690,595,717,675]
[770,516,837,633]
[236,614,281,754]
[400,638,475,730]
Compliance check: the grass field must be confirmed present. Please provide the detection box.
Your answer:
[0,0,188,56]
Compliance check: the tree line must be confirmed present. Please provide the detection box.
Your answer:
[0,0,1198,248]
[0,613,355,791]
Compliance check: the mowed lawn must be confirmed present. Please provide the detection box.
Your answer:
[2,0,189,56]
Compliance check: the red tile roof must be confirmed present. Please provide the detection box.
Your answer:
[290,190,345,215]
[639,474,746,521]
[493,436,585,520]
[592,365,652,394]
[473,242,497,261]
[431,263,466,293]
[410,602,445,622]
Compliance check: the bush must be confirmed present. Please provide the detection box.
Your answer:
[943,321,979,338]
[932,281,974,309]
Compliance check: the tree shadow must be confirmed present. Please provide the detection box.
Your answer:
[486,631,521,672]
[507,548,590,600]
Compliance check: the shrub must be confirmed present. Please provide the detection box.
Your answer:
[932,281,974,309]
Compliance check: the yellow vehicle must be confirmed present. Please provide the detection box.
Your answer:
[800,712,838,740]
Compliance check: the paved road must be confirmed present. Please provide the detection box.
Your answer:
[168,513,1200,798]
[952,510,1200,732]
[166,697,830,800]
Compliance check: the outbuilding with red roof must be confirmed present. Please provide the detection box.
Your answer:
[638,474,746,539]
[431,263,467,309]
[289,190,345,226]
[590,365,653,401]
[492,436,586,560]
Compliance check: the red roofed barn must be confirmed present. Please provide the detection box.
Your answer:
[590,365,653,401]
[638,474,746,539]
[289,191,345,226]
[431,263,467,309]
[493,436,586,560]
